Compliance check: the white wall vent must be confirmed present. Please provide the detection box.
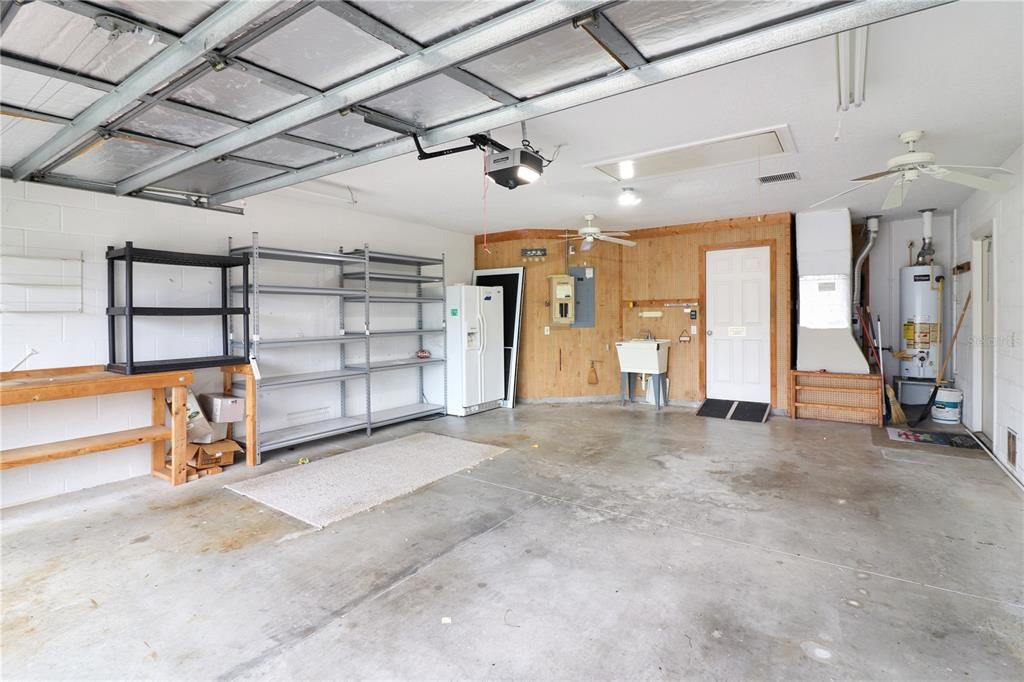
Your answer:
[758,171,800,185]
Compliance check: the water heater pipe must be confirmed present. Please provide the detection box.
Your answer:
[915,208,937,265]
[852,215,880,311]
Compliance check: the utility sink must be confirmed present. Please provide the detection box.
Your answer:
[615,339,671,374]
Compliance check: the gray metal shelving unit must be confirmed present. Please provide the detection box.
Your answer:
[340,248,447,431]
[229,234,446,462]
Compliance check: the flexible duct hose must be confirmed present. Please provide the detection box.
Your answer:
[853,215,880,310]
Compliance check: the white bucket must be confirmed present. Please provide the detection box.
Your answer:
[931,387,963,424]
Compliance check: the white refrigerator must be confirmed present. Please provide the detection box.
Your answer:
[446,285,504,416]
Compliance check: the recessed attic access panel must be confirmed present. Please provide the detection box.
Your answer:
[593,126,794,181]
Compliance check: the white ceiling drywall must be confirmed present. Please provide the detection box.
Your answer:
[293,1,1023,234]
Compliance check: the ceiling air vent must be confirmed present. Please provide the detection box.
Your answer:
[758,171,800,185]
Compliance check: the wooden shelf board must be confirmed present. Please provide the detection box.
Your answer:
[0,368,193,406]
[794,386,879,395]
[1,425,171,469]
[793,402,878,413]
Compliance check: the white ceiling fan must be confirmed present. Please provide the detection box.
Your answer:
[568,214,636,251]
[812,130,1013,211]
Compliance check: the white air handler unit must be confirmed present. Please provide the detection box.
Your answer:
[445,285,505,416]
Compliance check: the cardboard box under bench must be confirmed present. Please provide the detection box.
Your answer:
[184,439,241,470]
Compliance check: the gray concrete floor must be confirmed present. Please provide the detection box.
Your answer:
[2,404,1022,680]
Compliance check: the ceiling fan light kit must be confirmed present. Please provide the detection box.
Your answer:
[811,130,1014,211]
[568,214,637,250]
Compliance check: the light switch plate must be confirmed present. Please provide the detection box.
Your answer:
[690,325,697,334]
[544,326,551,336]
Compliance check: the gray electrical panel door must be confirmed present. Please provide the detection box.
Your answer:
[569,267,595,328]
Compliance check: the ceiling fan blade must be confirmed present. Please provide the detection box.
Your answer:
[851,169,896,181]
[580,239,595,252]
[808,176,886,209]
[931,168,1009,193]
[935,164,1014,175]
[603,231,631,237]
[598,235,637,247]
[881,177,907,210]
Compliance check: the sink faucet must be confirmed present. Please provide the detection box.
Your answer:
[638,328,654,340]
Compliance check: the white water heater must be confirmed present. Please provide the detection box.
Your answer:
[899,265,944,379]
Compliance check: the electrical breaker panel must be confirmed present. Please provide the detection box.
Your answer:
[548,274,575,325]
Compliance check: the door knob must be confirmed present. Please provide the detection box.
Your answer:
[706,330,713,336]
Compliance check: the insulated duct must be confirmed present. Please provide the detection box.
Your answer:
[795,208,870,374]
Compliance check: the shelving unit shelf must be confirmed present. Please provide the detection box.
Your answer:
[105,242,250,375]
[230,234,446,462]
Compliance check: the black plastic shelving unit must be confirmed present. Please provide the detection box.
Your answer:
[106,241,250,375]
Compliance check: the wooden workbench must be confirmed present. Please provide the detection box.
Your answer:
[221,363,257,466]
[0,365,196,485]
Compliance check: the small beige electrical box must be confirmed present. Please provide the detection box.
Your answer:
[548,274,575,325]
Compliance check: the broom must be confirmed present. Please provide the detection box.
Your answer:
[859,308,905,424]
[910,291,971,427]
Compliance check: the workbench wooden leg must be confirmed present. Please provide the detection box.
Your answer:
[151,388,166,474]
[245,373,257,466]
[170,385,188,486]
[222,369,234,440]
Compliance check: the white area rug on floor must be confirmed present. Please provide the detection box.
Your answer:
[226,432,507,528]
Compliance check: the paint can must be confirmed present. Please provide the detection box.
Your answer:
[931,387,963,424]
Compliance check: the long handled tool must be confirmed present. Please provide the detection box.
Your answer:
[911,291,972,427]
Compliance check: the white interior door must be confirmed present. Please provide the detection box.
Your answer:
[706,246,771,402]
[981,237,994,440]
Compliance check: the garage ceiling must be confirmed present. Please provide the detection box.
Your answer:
[0,0,950,214]
[311,0,1022,233]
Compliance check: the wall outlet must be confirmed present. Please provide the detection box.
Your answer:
[544,326,550,336]
[690,325,697,334]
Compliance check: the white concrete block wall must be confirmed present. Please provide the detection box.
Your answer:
[952,146,1023,483]
[0,179,472,508]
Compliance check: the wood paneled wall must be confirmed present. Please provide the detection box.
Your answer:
[474,213,794,409]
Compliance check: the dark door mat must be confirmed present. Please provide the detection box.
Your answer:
[697,398,735,419]
[886,427,982,450]
[731,401,771,423]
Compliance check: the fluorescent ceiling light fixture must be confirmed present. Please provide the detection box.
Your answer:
[836,26,868,110]
[618,187,642,206]
[593,125,795,181]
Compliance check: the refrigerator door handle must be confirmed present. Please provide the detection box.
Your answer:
[477,312,486,397]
